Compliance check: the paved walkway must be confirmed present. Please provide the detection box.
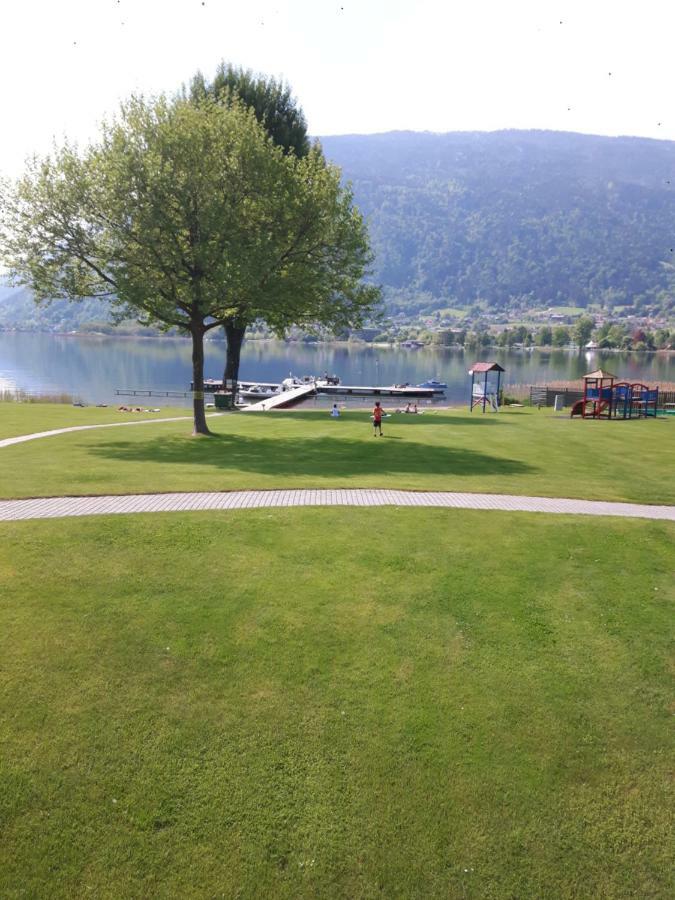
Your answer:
[0,489,672,522]
[0,413,223,449]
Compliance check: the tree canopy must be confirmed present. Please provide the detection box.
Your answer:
[189,62,310,159]
[187,62,314,394]
[1,92,377,431]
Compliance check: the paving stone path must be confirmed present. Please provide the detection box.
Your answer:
[2,418,672,522]
[0,489,672,522]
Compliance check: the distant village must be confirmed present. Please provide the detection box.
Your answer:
[253,306,674,352]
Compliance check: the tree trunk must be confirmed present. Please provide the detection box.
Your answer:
[190,324,211,436]
[223,320,246,405]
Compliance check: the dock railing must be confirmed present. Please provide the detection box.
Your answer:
[116,389,192,399]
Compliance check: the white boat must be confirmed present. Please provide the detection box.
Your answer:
[238,384,282,400]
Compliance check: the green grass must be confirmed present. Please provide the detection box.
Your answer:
[0,509,672,898]
[1,404,673,504]
[0,402,190,440]
[545,306,584,317]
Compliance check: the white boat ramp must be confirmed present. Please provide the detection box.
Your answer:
[242,381,317,411]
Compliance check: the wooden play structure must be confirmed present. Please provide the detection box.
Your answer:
[469,362,505,412]
[570,369,659,419]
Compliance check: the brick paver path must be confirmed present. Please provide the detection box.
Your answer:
[0,489,672,522]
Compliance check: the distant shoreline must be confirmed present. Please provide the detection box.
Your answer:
[0,328,672,355]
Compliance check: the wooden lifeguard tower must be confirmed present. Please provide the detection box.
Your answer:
[468,362,505,413]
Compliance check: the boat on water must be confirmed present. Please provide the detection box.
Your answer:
[417,379,447,390]
[238,384,282,400]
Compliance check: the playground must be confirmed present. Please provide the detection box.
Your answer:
[466,361,669,421]
[570,369,661,419]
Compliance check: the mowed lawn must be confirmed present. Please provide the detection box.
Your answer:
[0,402,191,440]
[1,404,674,504]
[0,509,672,898]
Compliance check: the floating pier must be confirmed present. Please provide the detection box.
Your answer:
[315,383,437,398]
[117,389,192,399]
[196,379,440,399]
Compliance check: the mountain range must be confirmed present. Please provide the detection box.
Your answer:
[2,129,675,331]
[321,129,675,317]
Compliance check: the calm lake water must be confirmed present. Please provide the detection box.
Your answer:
[0,332,672,407]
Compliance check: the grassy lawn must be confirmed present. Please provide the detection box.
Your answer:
[0,509,672,898]
[0,402,190,441]
[0,404,673,504]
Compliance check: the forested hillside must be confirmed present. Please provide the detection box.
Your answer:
[0,284,160,335]
[3,129,675,331]
[0,284,108,332]
[321,130,675,316]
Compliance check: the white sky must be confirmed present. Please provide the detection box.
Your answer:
[2,0,675,177]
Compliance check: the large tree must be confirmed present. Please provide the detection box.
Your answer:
[188,64,379,402]
[190,64,310,398]
[0,95,309,434]
[573,315,596,350]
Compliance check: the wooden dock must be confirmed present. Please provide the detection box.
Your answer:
[316,383,437,398]
[197,379,441,399]
[242,382,317,411]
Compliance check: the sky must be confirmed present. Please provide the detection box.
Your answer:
[2,0,675,177]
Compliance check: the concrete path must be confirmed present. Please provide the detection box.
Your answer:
[0,489,672,522]
[0,413,222,449]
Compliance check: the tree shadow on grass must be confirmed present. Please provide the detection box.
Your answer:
[88,432,536,480]
[277,410,508,427]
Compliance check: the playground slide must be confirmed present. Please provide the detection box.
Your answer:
[570,400,609,418]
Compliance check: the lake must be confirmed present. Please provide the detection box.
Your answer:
[0,332,672,407]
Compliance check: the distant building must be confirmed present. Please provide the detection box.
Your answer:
[349,327,380,342]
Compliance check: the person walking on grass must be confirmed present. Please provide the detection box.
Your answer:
[372,401,384,436]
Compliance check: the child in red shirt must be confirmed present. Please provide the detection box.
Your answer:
[373,401,383,436]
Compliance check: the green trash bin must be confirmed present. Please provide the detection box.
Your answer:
[214,392,234,410]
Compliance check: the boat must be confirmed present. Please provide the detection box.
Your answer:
[314,374,341,387]
[238,384,282,400]
[417,379,447,391]
[282,374,316,389]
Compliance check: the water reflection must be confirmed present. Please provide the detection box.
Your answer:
[0,332,671,406]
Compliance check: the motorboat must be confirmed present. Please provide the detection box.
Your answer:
[315,373,341,386]
[417,379,447,391]
[238,383,282,400]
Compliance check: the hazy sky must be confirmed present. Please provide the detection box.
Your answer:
[2,0,674,176]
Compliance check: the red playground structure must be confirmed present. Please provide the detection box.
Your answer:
[570,369,659,420]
